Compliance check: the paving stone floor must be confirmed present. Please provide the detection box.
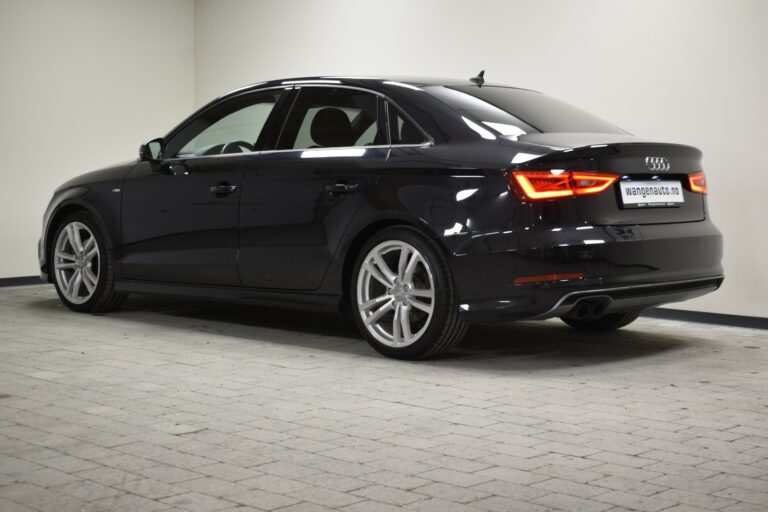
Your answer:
[0,284,766,512]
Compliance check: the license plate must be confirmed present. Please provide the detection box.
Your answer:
[619,180,684,208]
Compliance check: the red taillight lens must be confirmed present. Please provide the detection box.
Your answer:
[510,170,618,201]
[689,172,707,194]
[571,172,618,195]
[511,171,572,199]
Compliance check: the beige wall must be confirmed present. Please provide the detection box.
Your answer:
[2,0,765,318]
[0,0,194,279]
[195,0,768,318]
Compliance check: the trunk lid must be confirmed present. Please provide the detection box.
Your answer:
[511,133,706,225]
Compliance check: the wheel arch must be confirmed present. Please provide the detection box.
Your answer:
[338,216,448,313]
[43,200,108,281]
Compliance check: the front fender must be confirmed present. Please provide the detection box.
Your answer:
[39,163,133,280]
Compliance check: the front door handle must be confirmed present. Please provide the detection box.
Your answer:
[210,183,238,196]
[324,182,359,194]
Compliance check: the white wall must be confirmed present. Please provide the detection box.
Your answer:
[2,0,765,318]
[0,0,194,278]
[195,0,768,318]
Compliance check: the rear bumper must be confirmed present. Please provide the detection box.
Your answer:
[458,276,723,322]
[448,219,723,323]
[534,276,722,319]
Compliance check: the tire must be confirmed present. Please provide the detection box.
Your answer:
[351,226,467,360]
[50,211,126,313]
[560,309,642,331]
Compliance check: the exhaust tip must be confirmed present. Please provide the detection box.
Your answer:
[566,297,611,321]
[592,302,606,316]
[575,302,592,319]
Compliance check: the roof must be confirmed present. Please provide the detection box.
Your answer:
[219,75,533,99]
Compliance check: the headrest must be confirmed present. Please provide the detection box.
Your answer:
[310,107,355,147]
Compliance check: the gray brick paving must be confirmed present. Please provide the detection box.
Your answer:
[0,285,766,511]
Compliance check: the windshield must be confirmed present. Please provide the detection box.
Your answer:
[426,85,627,135]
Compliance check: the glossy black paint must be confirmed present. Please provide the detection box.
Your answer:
[238,146,389,290]
[39,76,723,322]
[121,157,243,285]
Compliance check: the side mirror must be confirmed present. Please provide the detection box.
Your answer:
[139,137,165,162]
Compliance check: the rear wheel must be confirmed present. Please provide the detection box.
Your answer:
[560,309,642,331]
[51,212,126,313]
[351,227,466,359]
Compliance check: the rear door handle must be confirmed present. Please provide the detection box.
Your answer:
[210,183,238,196]
[324,182,359,194]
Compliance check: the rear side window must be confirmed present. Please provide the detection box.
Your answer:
[426,85,626,135]
[388,103,428,145]
[277,87,385,150]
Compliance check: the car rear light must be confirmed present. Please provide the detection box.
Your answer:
[509,170,618,201]
[688,172,707,194]
[513,272,584,284]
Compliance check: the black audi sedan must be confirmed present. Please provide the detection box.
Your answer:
[39,75,723,359]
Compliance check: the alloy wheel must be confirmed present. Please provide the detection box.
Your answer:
[356,240,435,347]
[54,221,100,304]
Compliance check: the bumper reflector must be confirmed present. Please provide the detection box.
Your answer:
[513,272,584,284]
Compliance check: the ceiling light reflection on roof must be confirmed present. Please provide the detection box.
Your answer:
[482,122,526,139]
[282,79,342,85]
[462,117,496,140]
[382,81,422,91]
[511,152,541,164]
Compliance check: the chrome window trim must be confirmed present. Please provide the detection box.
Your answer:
[165,142,431,163]
[216,81,269,98]
[383,98,433,147]
[166,84,294,158]
[166,83,434,162]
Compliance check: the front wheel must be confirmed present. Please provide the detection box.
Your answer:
[351,227,466,360]
[51,212,126,313]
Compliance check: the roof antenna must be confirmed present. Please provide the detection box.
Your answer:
[470,70,485,87]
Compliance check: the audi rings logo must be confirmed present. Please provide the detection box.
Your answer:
[645,156,671,171]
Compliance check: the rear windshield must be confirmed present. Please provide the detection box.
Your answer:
[425,85,626,135]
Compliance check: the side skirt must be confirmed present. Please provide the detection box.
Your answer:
[114,280,342,313]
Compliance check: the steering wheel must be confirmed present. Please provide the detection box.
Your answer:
[222,140,254,154]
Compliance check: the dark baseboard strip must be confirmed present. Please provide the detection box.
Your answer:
[644,307,768,330]
[0,275,765,329]
[0,276,43,287]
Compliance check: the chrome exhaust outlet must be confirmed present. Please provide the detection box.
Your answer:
[566,297,611,320]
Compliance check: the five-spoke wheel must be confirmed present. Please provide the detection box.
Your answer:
[50,212,125,313]
[356,240,435,348]
[352,227,467,359]
[54,221,100,304]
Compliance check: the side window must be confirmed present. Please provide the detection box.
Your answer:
[388,103,428,145]
[277,87,384,150]
[169,90,282,158]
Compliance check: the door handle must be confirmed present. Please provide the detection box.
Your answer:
[210,183,238,196]
[324,182,359,194]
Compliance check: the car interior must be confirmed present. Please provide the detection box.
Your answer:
[175,86,426,158]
